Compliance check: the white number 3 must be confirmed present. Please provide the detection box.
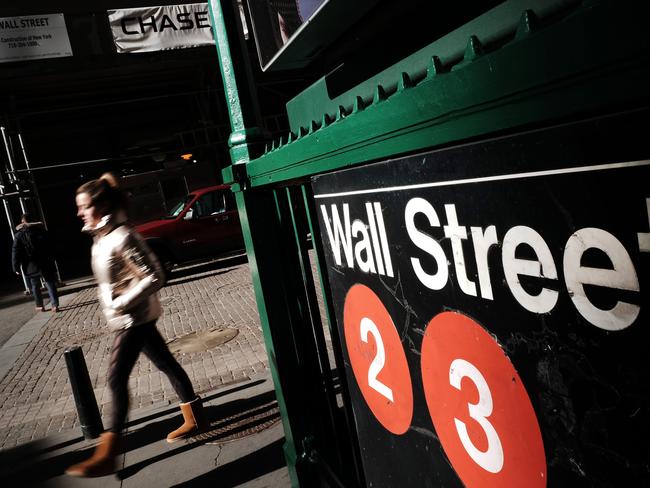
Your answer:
[449,358,504,473]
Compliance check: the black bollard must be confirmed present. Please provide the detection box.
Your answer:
[64,346,104,439]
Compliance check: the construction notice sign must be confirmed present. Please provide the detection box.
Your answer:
[0,14,72,63]
[311,110,649,487]
[108,3,214,54]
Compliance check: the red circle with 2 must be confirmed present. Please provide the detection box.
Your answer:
[343,284,413,434]
[421,311,546,487]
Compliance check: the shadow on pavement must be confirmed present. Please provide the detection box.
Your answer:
[122,379,265,430]
[0,380,277,487]
[166,253,247,286]
[118,390,279,479]
[170,438,286,488]
[56,299,99,312]
[0,440,94,486]
[56,282,98,297]
[167,269,232,288]
[0,291,33,309]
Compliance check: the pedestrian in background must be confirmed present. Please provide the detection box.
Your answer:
[11,212,59,312]
[66,173,206,478]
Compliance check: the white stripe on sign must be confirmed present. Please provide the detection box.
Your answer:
[313,160,650,199]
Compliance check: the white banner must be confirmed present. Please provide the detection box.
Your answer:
[0,14,72,63]
[108,3,215,54]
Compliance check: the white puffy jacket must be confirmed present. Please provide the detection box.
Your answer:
[87,214,163,331]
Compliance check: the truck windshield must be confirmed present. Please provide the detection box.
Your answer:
[164,194,194,218]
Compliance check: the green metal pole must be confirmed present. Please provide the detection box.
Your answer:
[208,2,305,485]
[208,0,265,167]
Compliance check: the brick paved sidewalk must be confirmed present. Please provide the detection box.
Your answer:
[0,257,269,450]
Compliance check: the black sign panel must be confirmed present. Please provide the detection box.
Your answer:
[312,111,649,487]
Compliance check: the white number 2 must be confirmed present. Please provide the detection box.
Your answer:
[449,358,504,473]
[360,317,394,402]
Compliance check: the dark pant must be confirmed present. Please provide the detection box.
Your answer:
[29,276,59,308]
[107,321,196,433]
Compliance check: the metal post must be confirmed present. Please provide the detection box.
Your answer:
[0,131,29,294]
[1,126,16,183]
[0,185,29,293]
[18,132,63,284]
[1,127,26,213]
[64,346,104,439]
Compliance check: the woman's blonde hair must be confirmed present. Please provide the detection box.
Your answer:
[76,173,127,217]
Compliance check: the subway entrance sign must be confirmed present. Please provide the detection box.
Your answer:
[312,112,649,487]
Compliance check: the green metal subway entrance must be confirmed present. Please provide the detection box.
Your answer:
[210,0,649,486]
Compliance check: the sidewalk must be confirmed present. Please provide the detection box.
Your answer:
[1,373,289,487]
[0,254,291,487]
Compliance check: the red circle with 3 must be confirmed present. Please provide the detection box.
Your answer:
[343,284,413,434]
[421,311,546,487]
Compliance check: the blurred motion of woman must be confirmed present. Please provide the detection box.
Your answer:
[66,173,206,478]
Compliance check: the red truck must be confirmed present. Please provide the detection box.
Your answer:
[135,185,244,277]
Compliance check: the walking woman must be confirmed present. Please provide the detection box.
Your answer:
[66,173,206,478]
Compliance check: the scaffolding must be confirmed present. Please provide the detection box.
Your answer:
[1,126,62,293]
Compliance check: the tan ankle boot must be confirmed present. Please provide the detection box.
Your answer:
[167,397,207,443]
[65,432,121,477]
